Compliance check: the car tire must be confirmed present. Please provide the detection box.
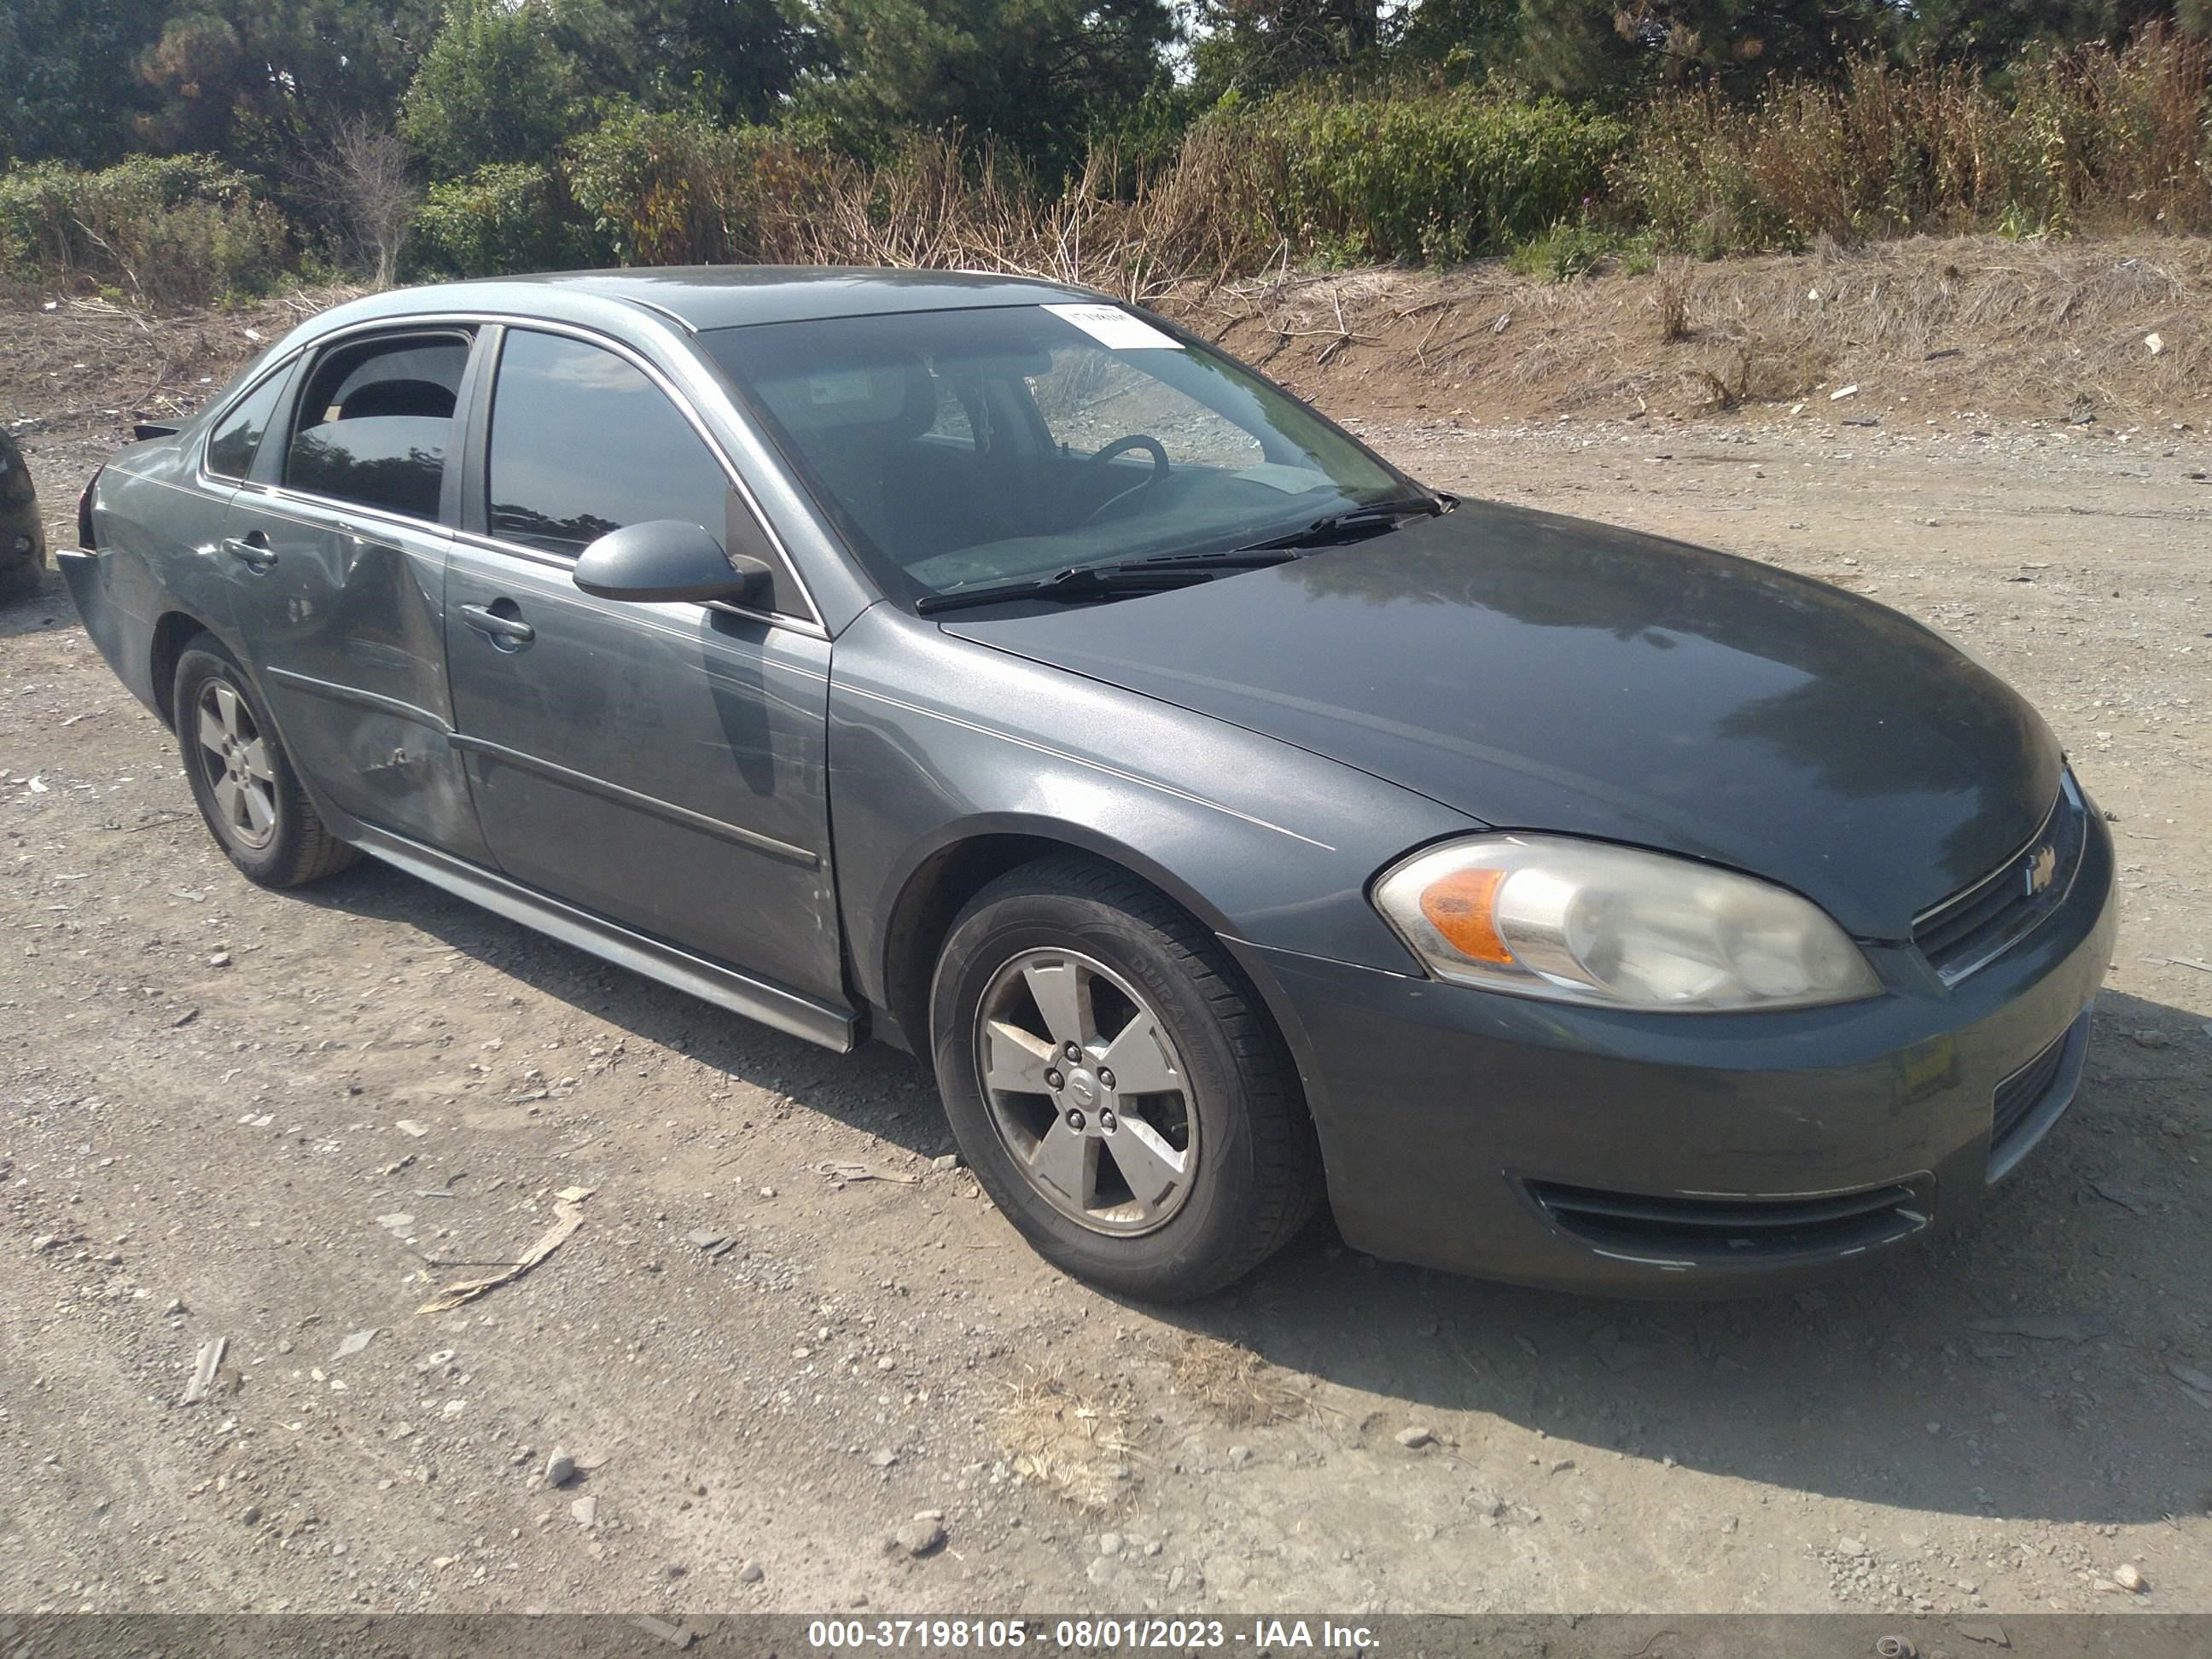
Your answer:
[174,639,358,888]
[929,854,1320,1301]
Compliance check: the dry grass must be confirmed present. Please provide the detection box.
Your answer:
[0,284,365,436]
[993,1374,1144,1512]
[568,127,1279,307]
[1654,259,1691,344]
[1189,235,2212,426]
[1622,29,2212,256]
[1167,1335,1307,1428]
[560,36,2212,311]
[8,233,2207,445]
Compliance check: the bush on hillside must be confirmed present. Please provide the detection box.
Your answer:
[1615,27,2212,255]
[564,106,851,265]
[409,161,603,278]
[0,154,292,306]
[1224,91,1631,265]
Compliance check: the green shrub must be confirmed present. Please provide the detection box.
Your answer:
[1610,87,1800,257]
[1507,220,1645,281]
[0,154,294,306]
[1211,90,1629,266]
[408,161,602,278]
[564,106,848,266]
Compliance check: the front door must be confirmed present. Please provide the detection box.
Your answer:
[443,325,841,1004]
[216,326,487,859]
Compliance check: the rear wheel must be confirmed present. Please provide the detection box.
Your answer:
[174,641,357,888]
[929,855,1319,1301]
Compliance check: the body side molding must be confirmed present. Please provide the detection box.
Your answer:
[352,824,858,1051]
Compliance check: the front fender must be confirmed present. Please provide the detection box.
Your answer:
[869,808,1256,956]
[827,605,1476,1013]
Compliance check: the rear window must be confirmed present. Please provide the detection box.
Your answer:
[206,371,287,480]
[284,334,469,521]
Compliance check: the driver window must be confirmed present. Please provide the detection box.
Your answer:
[1025,348,1265,472]
[486,329,736,561]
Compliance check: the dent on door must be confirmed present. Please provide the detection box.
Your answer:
[224,497,486,860]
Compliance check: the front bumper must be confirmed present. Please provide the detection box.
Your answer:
[1230,807,2116,1295]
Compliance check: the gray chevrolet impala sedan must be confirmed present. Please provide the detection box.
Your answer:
[61,268,2115,1301]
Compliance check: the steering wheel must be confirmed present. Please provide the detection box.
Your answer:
[1079,434,1171,525]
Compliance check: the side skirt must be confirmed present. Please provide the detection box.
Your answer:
[351,824,859,1054]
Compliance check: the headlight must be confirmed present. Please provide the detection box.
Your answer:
[1372,835,1882,1012]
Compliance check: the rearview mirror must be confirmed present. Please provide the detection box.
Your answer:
[572,520,771,606]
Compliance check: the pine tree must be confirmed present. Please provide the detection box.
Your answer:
[802,0,1175,175]
[1516,3,1895,102]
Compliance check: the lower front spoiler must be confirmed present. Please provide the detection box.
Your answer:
[1227,818,2116,1296]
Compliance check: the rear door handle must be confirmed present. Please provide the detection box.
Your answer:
[223,535,276,569]
[460,602,535,644]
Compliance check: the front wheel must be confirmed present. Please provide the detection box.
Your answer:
[929,856,1320,1301]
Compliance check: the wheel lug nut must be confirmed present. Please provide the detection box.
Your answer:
[1045,1069,1063,1090]
[1064,1043,1081,1061]
[1066,1109,1085,1130]
[1098,1068,1115,1090]
[1100,1110,1116,1132]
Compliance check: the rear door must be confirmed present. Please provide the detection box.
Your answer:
[442,324,841,1004]
[216,325,489,860]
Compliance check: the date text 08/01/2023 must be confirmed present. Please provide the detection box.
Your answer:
[806,1619,1381,1650]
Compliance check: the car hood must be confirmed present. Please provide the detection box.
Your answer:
[941,500,2064,940]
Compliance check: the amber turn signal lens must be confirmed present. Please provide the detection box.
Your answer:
[1418,866,1514,964]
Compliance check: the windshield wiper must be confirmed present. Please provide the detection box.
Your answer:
[913,549,1300,615]
[1236,494,1447,553]
[913,498,1446,614]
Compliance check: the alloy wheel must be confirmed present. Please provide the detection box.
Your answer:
[974,947,1198,1236]
[195,678,279,851]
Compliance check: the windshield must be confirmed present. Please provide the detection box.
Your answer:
[701,303,1410,604]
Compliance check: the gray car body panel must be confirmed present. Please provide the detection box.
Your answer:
[445,542,842,1003]
[941,500,2065,942]
[217,335,490,863]
[827,603,1471,1009]
[57,266,2114,1294]
[64,433,238,708]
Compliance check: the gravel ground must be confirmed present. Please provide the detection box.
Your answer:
[2,404,2208,1619]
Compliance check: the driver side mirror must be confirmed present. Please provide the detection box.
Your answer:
[572,519,771,606]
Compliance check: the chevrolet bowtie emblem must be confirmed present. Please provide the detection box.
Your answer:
[2026,842,2058,896]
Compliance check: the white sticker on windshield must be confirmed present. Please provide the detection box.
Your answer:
[1042,303,1183,351]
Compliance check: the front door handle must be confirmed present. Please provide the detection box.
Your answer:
[460,602,535,644]
[223,535,276,569]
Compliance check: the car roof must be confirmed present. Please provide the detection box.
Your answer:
[327,266,1101,335]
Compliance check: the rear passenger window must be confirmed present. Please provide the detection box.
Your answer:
[486,329,731,557]
[284,334,468,521]
[206,372,286,480]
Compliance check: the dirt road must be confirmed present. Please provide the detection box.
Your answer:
[3,393,2208,1619]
